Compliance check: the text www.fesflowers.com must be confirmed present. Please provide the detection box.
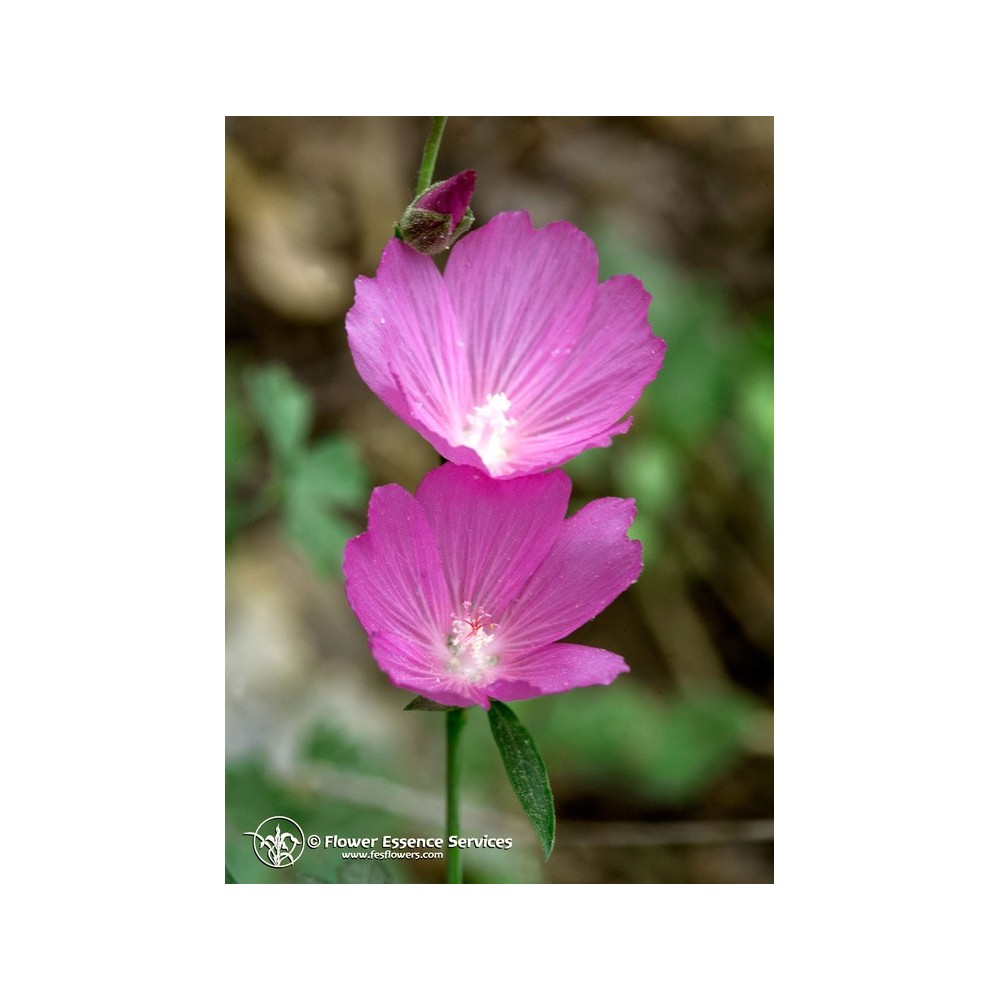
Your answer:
[342,849,444,860]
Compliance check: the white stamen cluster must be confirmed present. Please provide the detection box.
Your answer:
[462,392,516,474]
[446,601,499,682]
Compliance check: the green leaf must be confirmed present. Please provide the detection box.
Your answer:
[289,436,367,508]
[487,700,555,860]
[282,494,353,577]
[404,696,451,712]
[225,867,238,884]
[247,366,312,466]
[279,434,367,577]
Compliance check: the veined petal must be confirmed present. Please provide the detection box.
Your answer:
[346,239,470,437]
[513,275,665,470]
[502,497,642,650]
[510,416,634,476]
[444,211,597,403]
[486,643,629,701]
[386,369,491,475]
[415,464,570,615]
[345,272,407,421]
[343,484,450,649]
[369,633,489,710]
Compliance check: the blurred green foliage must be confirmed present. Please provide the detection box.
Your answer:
[568,226,774,529]
[226,364,368,575]
[247,365,312,466]
[548,685,760,804]
[457,684,762,809]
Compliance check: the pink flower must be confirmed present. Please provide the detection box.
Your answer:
[343,463,641,709]
[346,211,665,478]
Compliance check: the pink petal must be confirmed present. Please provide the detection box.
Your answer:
[501,497,642,650]
[387,369,489,474]
[444,211,598,404]
[512,274,666,471]
[414,464,570,616]
[369,633,489,709]
[486,643,629,701]
[345,239,470,436]
[342,484,450,649]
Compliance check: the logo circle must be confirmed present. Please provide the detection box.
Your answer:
[244,816,306,868]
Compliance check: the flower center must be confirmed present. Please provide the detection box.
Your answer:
[446,601,500,683]
[462,392,516,475]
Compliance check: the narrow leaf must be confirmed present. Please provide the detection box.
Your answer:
[487,700,555,860]
[404,695,451,712]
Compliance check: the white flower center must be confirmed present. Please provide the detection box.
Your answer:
[462,392,516,474]
[446,602,499,683]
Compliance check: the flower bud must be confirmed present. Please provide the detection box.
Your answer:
[398,170,476,254]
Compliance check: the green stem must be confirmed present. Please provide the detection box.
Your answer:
[415,116,448,197]
[445,707,465,884]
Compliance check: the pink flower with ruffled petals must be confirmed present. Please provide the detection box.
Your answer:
[346,211,665,478]
[343,463,641,709]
